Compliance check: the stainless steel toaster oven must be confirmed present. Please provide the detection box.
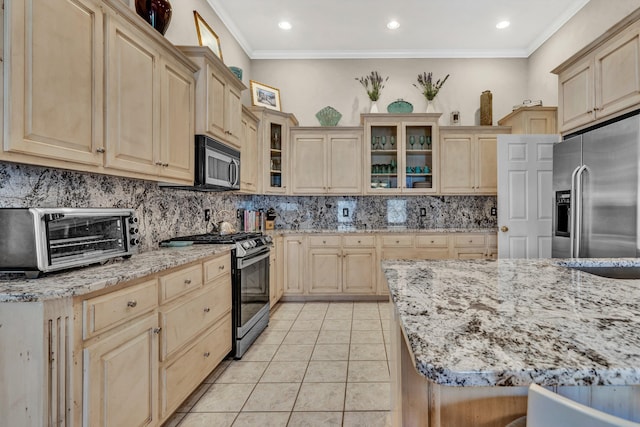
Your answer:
[0,208,139,278]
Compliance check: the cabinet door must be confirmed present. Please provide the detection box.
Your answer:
[206,65,227,143]
[276,237,285,299]
[328,133,362,194]
[84,313,158,427]
[343,248,376,294]
[366,123,401,193]
[440,134,474,194]
[283,237,304,294]
[476,135,497,194]
[291,133,326,194]
[240,114,259,193]
[269,253,278,306]
[159,57,194,183]
[5,0,104,165]
[595,27,640,120]
[308,248,341,293]
[403,123,437,193]
[263,119,288,194]
[225,85,243,148]
[105,12,160,176]
[558,57,595,132]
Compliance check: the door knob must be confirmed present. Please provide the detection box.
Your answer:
[500,226,509,232]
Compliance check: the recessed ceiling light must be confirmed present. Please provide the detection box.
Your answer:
[496,20,510,30]
[387,20,400,30]
[278,21,292,30]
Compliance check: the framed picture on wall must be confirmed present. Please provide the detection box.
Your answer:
[250,80,281,111]
[193,11,223,60]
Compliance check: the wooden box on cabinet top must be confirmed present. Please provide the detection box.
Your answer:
[178,46,246,149]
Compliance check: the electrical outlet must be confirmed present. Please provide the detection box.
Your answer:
[342,208,349,217]
[420,207,427,217]
[490,207,497,216]
[204,209,211,222]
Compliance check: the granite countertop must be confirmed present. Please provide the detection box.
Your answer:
[269,227,497,234]
[383,258,640,387]
[0,245,234,303]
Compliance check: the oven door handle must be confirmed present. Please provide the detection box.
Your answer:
[237,250,270,269]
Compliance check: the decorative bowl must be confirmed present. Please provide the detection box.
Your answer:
[315,106,342,126]
[228,66,243,80]
[387,99,413,113]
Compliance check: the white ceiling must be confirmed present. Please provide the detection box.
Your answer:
[207,0,590,59]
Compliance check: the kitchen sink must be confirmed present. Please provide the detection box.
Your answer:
[568,266,640,279]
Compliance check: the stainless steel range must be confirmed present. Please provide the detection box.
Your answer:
[166,232,272,358]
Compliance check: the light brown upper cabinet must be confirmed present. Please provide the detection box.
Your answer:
[240,106,259,193]
[554,14,640,133]
[179,46,245,149]
[250,107,298,194]
[439,126,510,195]
[362,114,440,195]
[2,0,198,185]
[497,107,557,134]
[290,127,363,195]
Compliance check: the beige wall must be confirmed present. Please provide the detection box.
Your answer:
[162,0,253,104]
[251,58,528,127]
[528,0,640,105]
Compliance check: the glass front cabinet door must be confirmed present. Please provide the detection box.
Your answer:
[363,114,440,194]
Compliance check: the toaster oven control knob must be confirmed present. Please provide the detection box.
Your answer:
[130,238,140,246]
[130,227,139,234]
[129,216,138,224]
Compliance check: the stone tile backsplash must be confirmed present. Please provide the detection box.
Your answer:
[0,162,497,250]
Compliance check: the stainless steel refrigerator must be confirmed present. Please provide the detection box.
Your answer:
[552,113,640,258]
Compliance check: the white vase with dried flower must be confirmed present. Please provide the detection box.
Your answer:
[356,71,388,113]
[414,72,450,113]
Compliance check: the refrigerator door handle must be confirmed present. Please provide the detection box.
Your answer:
[569,166,581,258]
[573,165,588,257]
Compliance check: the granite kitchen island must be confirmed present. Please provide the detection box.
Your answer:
[383,258,640,427]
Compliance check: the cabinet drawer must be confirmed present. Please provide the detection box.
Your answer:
[204,253,231,282]
[454,234,486,247]
[308,235,341,247]
[160,315,231,418]
[159,275,231,360]
[160,264,203,303]
[83,279,158,339]
[343,235,376,247]
[381,235,414,247]
[415,234,449,248]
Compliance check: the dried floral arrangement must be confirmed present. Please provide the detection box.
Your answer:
[355,71,389,101]
[414,72,450,101]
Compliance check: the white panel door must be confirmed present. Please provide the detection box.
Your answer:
[497,135,559,258]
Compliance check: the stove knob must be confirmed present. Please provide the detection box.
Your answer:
[251,240,258,248]
[242,241,251,249]
[264,236,273,244]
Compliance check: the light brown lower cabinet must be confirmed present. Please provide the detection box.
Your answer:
[0,251,232,427]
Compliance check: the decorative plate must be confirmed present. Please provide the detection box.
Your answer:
[387,99,413,113]
[228,66,243,80]
[315,106,342,126]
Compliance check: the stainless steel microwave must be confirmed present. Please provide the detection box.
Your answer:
[163,135,241,191]
[0,208,139,278]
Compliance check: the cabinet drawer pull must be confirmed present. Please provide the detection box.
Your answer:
[204,351,211,358]
[396,240,400,244]
[218,265,225,270]
[163,163,169,167]
[127,300,137,308]
[153,327,162,334]
[155,161,163,166]
[357,240,361,244]
[184,279,192,285]
[203,307,211,313]
[469,240,473,243]
[96,147,105,153]
[323,240,326,244]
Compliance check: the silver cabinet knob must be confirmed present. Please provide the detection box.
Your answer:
[96,148,105,153]
[127,300,137,308]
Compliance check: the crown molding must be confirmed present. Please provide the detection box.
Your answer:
[205,0,255,58]
[250,49,530,60]
[525,0,590,56]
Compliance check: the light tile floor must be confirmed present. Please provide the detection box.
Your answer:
[163,301,392,427]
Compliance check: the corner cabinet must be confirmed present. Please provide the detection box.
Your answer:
[553,13,640,133]
[178,46,246,149]
[439,126,510,195]
[290,127,363,195]
[362,114,440,194]
[240,106,260,193]
[250,107,299,194]
[2,0,198,185]
[497,107,557,134]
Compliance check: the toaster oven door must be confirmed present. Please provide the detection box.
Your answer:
[43,211,132,269]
